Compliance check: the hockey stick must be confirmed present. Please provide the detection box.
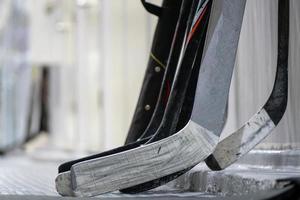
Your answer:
[56,0,210,195]
[56,0,193,195]
[141,0,163,17]
[139,0,211,143]
[57,0,188,174]
[126,0,194,143]
[120,0,212,193]
[56,0,246,196]
[55,1,208,193]
[205,0,289,171]
[125,0,183,144]
[57,0,192,174]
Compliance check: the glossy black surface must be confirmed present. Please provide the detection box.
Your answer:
[264,0,289,125]
[125,0,183,144]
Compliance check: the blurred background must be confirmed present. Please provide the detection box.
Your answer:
[0,0,159,157]
[0,0,299,165]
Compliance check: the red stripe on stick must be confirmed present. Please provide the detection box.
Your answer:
[187,5,208,44]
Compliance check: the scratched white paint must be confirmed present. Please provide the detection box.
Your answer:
[70,121,218,197]
[211,109,276,169]
[55,171,73,197]
[54,120,218,196]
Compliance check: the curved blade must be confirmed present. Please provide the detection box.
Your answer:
[206,0,289,171]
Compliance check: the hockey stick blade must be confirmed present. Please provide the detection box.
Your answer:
[205,0,289,171]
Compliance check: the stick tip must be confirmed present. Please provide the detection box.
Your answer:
[55,171,75,197]
[205,155,223,171]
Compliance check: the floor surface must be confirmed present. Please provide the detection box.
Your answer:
[0,149,299,199]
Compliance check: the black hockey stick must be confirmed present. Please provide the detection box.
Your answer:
[120,0,212,193]
[126,0,193,144]
[125,0,183,144]
[206,0,289,171]
[57,0,191,174]
[121,0,214,193]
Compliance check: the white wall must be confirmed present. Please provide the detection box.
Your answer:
[29,0,159,152]
[99,0,159,149]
